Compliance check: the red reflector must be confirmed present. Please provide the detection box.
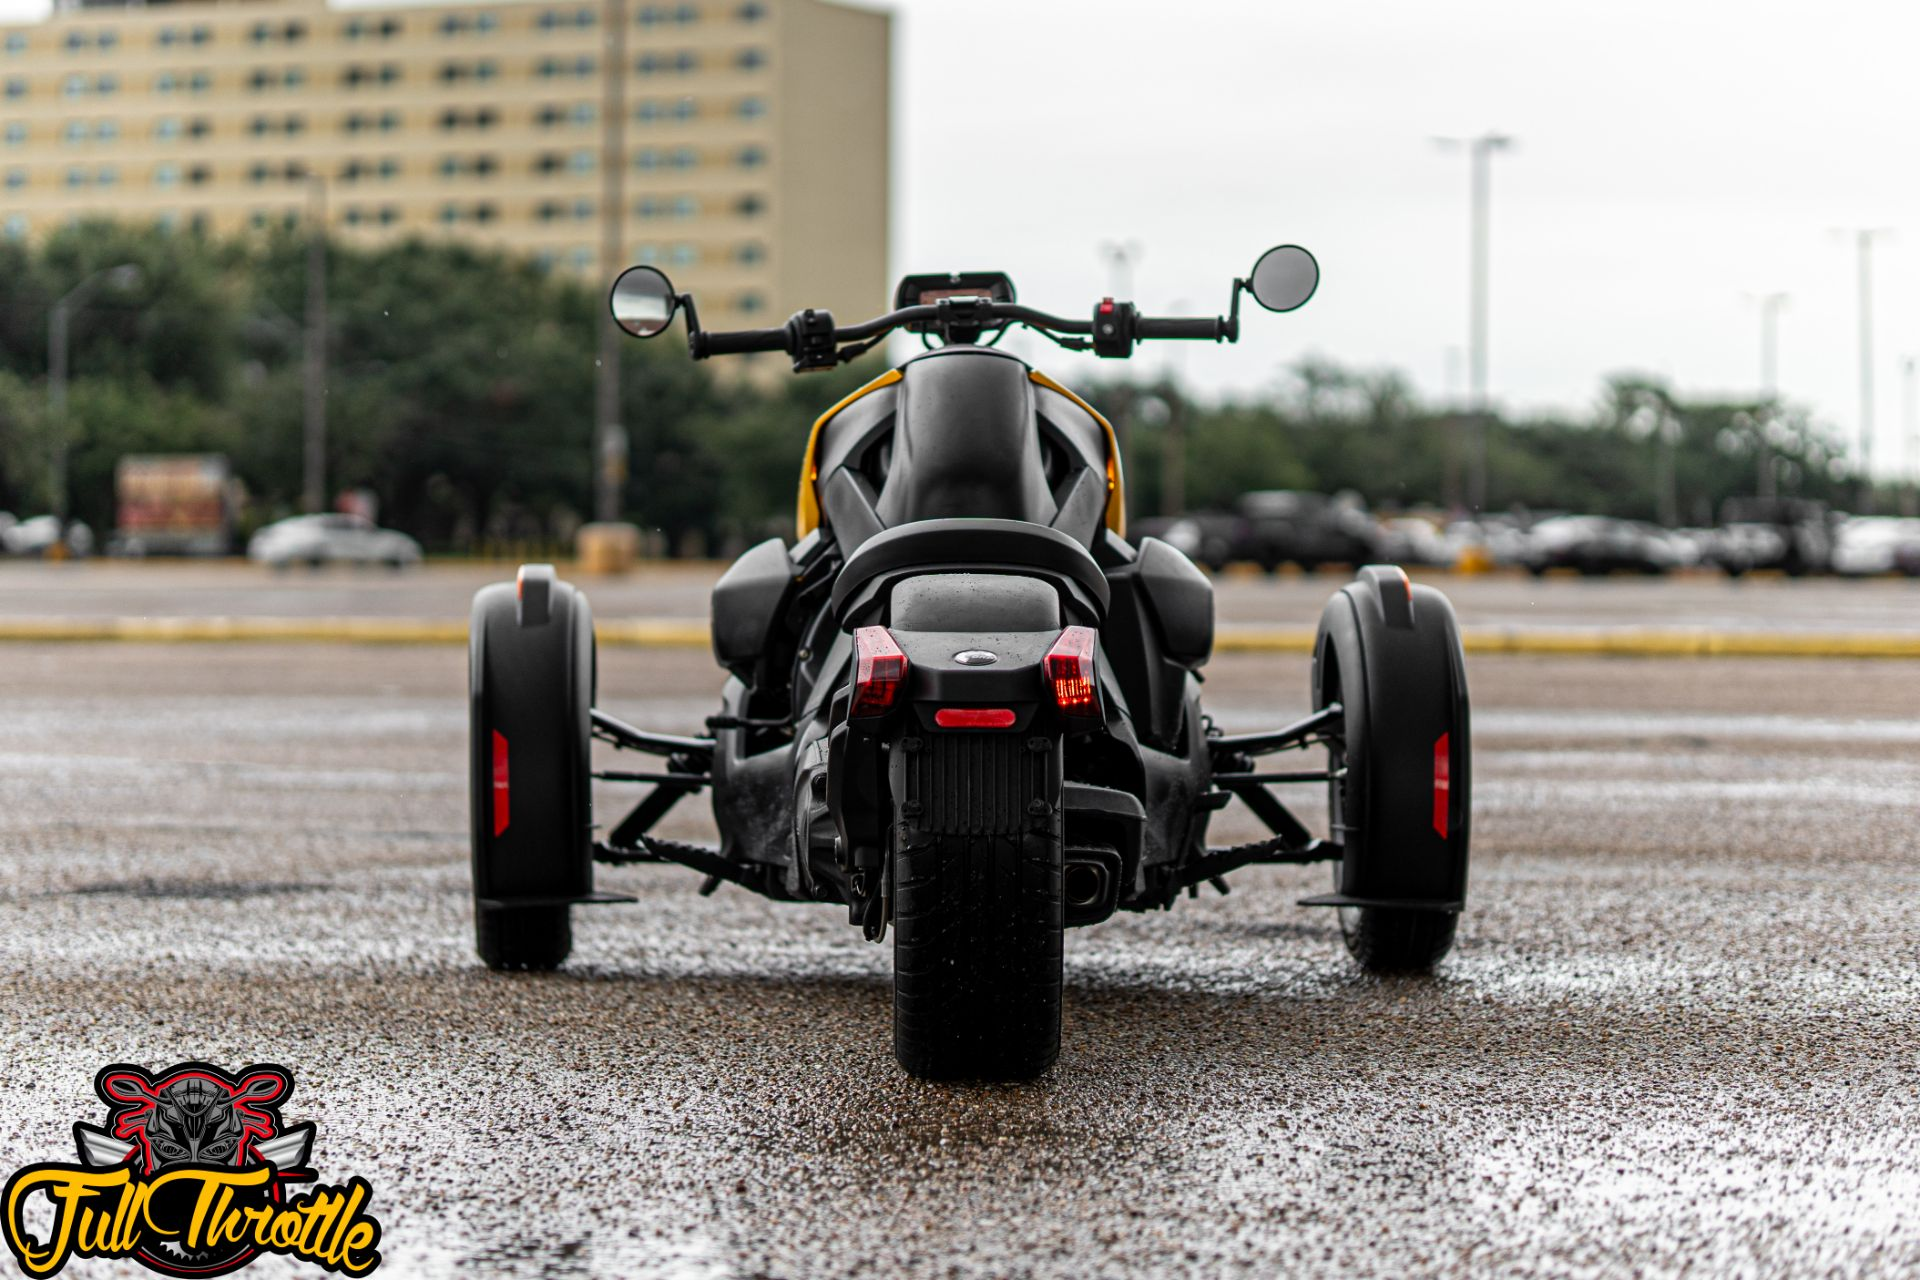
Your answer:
[851,626,908,717]
[1045,625,1099,715]
[934,707,1017,729]
[1432,731,1450,838]
[492,729,510,836]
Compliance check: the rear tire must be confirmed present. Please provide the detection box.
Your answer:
[891,736,1063,1080]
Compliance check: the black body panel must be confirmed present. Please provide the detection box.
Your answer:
[709,538,795,684]
[874,348,1055,528]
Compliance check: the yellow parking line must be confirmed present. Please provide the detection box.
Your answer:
[0,617,1917,658]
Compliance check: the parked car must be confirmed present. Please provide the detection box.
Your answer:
[1711,497,1834,577]
[1832,516,1920,577]
[247,514,422,569]
[1,515,91,558]
[1519,515,1672,576]
[1375,516,1454,567]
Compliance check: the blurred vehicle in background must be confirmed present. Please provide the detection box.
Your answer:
[1711,497,1834,577]
[1444,514,1534,569]
[1519,515,1672,576]
[1375,516,1454,566]
[1140,490,1378,572]
[1,515,92,558]
[110,454,239,557]
[247,514,421,569]
[1831,516,1920,577]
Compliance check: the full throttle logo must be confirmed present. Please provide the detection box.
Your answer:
[2,1062,381,1277]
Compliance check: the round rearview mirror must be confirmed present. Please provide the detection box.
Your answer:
[610,265,678,338]
[1248,245,1320,313]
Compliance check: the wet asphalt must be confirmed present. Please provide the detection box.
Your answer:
[1,631,1918,1277]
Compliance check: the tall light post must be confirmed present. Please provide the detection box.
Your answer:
[1832,227,1891,507]
[593,0,630,523]
[1098,240,1142,302]
[47,263,140,523]
[1434,132,1513,512]
[302,175,328,514]
[1746,290,1788,397]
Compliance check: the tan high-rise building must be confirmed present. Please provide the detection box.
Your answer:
[0,0,889,327]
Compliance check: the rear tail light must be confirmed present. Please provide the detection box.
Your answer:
[850,626,908,717]
[933,707,1017,729]
[1045,625,1100,717]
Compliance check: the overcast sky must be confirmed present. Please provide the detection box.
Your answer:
[5,0,1917,474]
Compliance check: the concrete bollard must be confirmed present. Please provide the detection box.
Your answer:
[575,522,642,575]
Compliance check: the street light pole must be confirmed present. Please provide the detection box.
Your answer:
[47,262,139,524]
[1832,227,1891,508]
[302,175,328,514]
[593,0,630,524]
[1748,290,1787,397]
[1435,131,1513,512]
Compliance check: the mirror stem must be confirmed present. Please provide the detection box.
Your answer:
[1224,279,1246,343]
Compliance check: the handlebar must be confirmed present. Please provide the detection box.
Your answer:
[687,296,1235,370]
[1136,316,1229,341]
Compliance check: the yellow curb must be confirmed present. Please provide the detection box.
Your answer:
[1,617,1918,659]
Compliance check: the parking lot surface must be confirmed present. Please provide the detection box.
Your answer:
[1,631,1916,1278]
[3,558,1918,634]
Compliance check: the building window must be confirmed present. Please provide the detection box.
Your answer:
[669,145,696,168]
[154,163,180,187]
[190,72,211,93]
[96,165,117,187]
[669,243,696,265]
[735,47,764,70]
[4,169,24,189]
[153,117,180,139]
[4,77,25,99]
[187,118,210,138]
[64,74,87,97]
[569,149,594,173]
[736,2,766,20]
[344,206,363,226]
[187,164,209,185]
[5,33,26,54]
[3,122,24,144]
[633,148,657,170]
[736,96,765,119]
[381,110,401,131]
[735,144,765,168]
[734,192,763,216]
[66,166,87,188]
[477,13,499,33]
[99,30,118,50]
[64,31,85,52]
[190,26,211,45]
[635,99,657,122]
[672,195,697,217]
[4,215,26,239]
[737,291,764,313]
[570,101,594,125]
[64,120,87,143]
[379,157,399,178]
[97,120,117,141]
[672,97,696,120]
[377,206,397,225]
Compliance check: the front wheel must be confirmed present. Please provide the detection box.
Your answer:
[1313,566,1471,973]
[469,566,596,971]
[890,734,1063,1080]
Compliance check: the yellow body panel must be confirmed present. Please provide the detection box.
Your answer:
[795,369,904,539]
[791,365,1125,539]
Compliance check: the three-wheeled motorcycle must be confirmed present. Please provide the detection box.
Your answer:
[468,246,1471,1079]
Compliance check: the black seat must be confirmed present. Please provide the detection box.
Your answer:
[830,517,1110,627]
